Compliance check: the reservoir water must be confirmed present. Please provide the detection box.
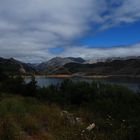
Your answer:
[25,76,140,92]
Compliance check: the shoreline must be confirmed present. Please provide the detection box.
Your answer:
[27,74,140,79]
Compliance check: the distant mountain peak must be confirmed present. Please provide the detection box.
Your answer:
[37,57,85,72]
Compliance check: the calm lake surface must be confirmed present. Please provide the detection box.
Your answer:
[25,76,140,92]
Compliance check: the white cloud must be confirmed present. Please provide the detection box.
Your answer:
[100,0,140,29]
[61,43,140,60]
[0,0,140,62]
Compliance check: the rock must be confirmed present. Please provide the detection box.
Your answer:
[75,117,83,125]
[61,111,83,125]
[61,110,75,125]
[86,123,96,131]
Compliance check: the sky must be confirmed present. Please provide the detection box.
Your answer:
[0,0,140,62]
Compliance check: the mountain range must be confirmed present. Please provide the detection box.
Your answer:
[37,57,85,74]
[1,56,140,76]
[0,57,36,75]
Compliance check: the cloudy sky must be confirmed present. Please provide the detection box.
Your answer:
[0,0,140,62]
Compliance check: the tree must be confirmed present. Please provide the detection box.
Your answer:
[26,75,38,96]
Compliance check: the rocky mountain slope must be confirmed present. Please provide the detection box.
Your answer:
[57,58,140,76]
[0,57,36,75]
[37,57,85,73]
[1,56,140,76]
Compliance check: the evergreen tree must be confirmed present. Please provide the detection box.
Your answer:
[26,75,38,96]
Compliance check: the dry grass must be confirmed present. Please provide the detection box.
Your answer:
[0,94,137,140]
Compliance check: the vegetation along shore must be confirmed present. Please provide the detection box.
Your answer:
[0,73,140,140]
